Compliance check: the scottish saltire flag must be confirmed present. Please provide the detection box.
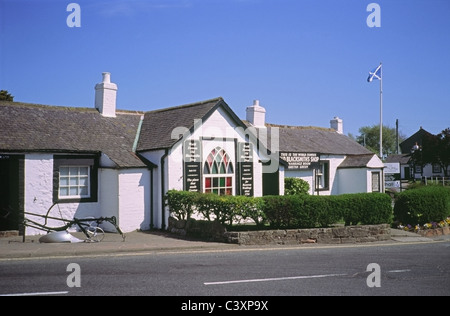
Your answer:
[367,64,382,82]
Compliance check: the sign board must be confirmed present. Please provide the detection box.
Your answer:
[238,143,254,197]
[384,162,401,191]
[385,181,401,189]
[384,163,400,174]
[184,140,202,192]
[280,152,320,170]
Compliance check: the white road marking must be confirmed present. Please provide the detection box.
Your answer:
[387,269,411,273]
[204,273,347,286]
[0,291,69,296]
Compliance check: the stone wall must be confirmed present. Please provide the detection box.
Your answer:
[168,217,391,245]
[224,224,391,245]
[168,217,227,242]
[418,226,450,238]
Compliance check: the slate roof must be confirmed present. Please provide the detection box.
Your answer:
[266,124,372,155]
[399,127,435,154]
[137,97,244,151]
[385,154,411,164]
[0,101,146,168]
[337,154,378,169]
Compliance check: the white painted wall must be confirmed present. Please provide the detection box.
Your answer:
[117,169,151,232]
[98,168,118,232]
[23,154,100,236]
[166,106,265,197]
[284,155,345,196]
[337,168,368,194]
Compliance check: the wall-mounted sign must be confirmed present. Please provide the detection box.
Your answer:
[280,152,320,170]
[184,140,201,192]
[238,143,254,197]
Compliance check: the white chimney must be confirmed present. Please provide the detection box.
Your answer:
[95,72,118,117]
[330,117,343,134]
[246,100,266,128]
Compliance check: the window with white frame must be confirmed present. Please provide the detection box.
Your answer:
[372,172,381,192]
[433,164,441,174]
[59,166,90,199]
[53,155,98,203]
[317,161,330,190]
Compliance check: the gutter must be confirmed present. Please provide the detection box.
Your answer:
[132,116,144,153]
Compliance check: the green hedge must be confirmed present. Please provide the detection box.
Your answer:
[393,186,450,226]
[166,190,393,229]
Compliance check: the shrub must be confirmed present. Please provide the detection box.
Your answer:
[285,178,310,195]
[237,196,267,227]
[394,186,450,226]
[166,190,393,230]
[165,190,198,220]
[261,195,298,228]
[339,193,392,226]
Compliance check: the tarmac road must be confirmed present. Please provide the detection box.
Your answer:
[0,234,449,298]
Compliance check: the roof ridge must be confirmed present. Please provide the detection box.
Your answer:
[145,97,223,114]
[0,101,145,115]
[266,122,334,132]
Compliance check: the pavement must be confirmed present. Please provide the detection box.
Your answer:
[0,228,449,260]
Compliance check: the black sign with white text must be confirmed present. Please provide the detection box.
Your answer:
[238,143,254,197]
[280,152,320,170]
[184,140,202,192]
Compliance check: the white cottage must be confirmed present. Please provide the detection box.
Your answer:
[0,73,383,236]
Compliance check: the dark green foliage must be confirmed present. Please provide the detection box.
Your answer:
[338,193,393,226]
[284,178,310,195]
[165,190,199,220]
[393,186,450,225]
[166,190,393,230]
[0,90,14,101]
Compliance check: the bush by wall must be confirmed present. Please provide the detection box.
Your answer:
[166,190,393,229]
[284,178,310,195]
[393,186,450,226]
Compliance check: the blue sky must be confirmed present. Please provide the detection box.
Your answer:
[1,0,449,139]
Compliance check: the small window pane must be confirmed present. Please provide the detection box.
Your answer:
[69,167,79,175]
[60,167,69,176]
[60,187,69,196]
[60,177,69,186]
[79,167,89,176]
[70,177,79,186]
[79,177,89,186]
[70,187,78,196]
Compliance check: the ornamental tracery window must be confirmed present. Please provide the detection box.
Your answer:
[203,147,234,195]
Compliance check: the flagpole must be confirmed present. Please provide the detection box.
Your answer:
[379,62,383,159]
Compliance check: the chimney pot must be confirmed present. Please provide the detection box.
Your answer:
[102,72,111,83]
[246,99,266,128]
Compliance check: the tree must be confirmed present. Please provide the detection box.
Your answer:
[355,125,406,158]
[416,128,450,177]
[0,90,14,101]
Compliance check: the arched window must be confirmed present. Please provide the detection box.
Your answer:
[204,147,234,195]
